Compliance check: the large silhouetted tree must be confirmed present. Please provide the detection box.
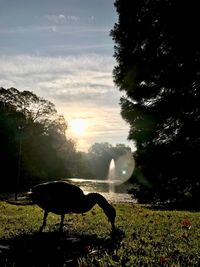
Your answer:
[0,88,77,194]
[111,1,200,208]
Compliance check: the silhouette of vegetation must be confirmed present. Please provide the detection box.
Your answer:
[0,87,90,194]
[111,1,200,208]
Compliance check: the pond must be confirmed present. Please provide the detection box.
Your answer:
[65,178,137,204]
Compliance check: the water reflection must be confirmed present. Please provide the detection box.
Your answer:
[65,178,136,203]
[66,178,111,192]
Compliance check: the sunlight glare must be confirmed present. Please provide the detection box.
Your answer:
[70,118,87,136]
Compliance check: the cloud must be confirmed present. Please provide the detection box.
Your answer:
[0,54,118,105]
[0,26,55,34]
[89,16,95,21]
[66,15,79,21]
[0,24,110,36]
[44,14,80,25]
[45,14,67,24]
[0,54,132,151]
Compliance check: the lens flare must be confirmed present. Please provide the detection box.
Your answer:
[114,152,135,184]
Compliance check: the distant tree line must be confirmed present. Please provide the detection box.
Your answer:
[83,142,132,179]
[111,0,200,209]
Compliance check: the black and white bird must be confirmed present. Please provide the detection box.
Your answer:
[29,181,116,232]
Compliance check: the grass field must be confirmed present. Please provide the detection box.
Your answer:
[0,200,200,266]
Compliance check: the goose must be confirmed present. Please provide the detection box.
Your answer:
[29,181,116,232]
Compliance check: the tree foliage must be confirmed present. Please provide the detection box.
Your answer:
[0,88,78,192]
[111,0,200,208]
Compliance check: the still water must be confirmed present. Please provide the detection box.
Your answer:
[65,178,137,204]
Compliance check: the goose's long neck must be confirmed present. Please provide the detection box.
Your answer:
[97,193,112,210]
[85,193,109,211]
[85,193,110,211]
[85,193,116,231]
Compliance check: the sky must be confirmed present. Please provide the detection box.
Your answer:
[0,0,133,152]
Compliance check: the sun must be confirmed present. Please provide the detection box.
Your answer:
[70,118,87,136]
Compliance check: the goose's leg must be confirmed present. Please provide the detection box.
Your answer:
[59,214,65,232]
[39,210,48,232]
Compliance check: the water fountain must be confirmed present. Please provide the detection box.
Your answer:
[66,152,136,203]
[105,152,137,202]
[108,158,116,193]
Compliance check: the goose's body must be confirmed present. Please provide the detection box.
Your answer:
[30,181,116,232]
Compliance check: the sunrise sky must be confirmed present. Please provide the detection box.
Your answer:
[0,0,133,151]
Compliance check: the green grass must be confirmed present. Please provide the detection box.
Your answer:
[0,201,200,266]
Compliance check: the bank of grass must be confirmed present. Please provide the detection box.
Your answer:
[0,200,200,266]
